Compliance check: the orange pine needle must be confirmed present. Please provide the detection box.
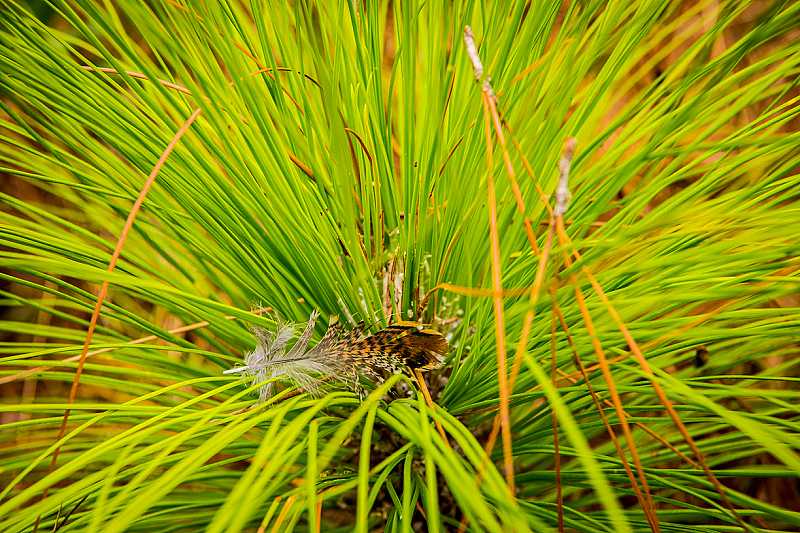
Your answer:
[481,90,516,495]
[570,247,747,530]
[31,107,201,533]
[268,495,297,533]
[483,89,540,255]
[49,108,202,466]
[80,66,192,94]
[556,217,660,532]
[415,368,449,445]
[462,29,516,493]
[550,292,658,531]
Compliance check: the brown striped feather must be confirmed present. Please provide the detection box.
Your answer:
[339,322,448,371]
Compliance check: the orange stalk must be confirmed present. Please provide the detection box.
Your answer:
[432,282,530,298]
[509,226,555,390]
[484,89,540,254]
[462,27,561,497]
[466,139,575,519]
[475,222,555,479]
[32,107,201,533]
[482,137,575,458]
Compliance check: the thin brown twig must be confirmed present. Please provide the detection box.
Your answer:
[344,128,374,166]
[553,363,699,468]
[233,43,303,111]
[550,313,564,533]
[249,67,321,88]
[80,66,192,94]
[541,129,792,514]
[536,138,662,531]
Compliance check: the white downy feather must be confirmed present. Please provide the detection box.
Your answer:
[225,311,343,400]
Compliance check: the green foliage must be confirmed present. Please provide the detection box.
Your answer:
[1,0,799,531]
